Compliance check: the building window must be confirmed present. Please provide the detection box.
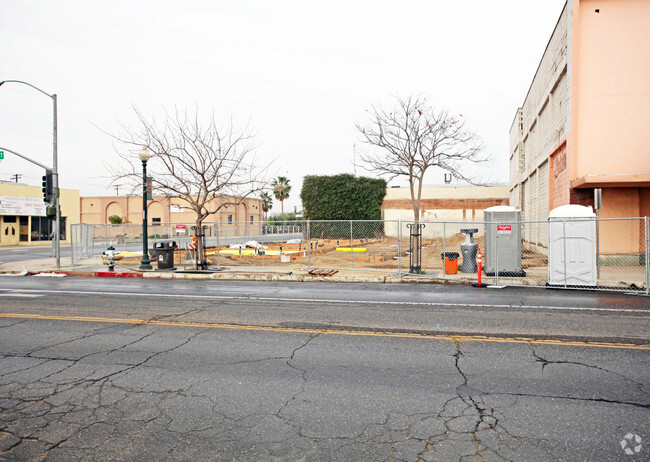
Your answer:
[250,215,254,224]
[228,215,233,224]
[19,216,28,242]
[30,217,66,241]
[152,217,161,226]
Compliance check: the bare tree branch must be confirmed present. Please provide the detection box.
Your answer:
[356,95,490,224]
[105,106,272,258]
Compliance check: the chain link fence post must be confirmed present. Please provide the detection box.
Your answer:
[397,220,401,274]
[442,222,447,280]
[350,220,354,270]
[646,216,649,296]
[562,219,568,288]
[215,222,221,267]
[307,219,312,269]
[495,221,500,286]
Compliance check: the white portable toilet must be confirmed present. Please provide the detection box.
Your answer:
[548,205,597,286]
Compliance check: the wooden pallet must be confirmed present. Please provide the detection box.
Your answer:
[308,269,339,276]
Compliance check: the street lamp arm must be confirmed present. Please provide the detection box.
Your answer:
[0,146,52,171]
[0,80,54,99]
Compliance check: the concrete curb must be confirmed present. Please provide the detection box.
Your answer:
[0,267,479,285]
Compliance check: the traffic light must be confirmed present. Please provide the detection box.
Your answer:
[42,170,54,203]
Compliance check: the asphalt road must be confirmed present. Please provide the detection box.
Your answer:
[0,278,648,461]
[0,245,70,264]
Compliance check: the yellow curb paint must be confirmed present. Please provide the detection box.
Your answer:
[1,313,648,350]
[335,248,367,252]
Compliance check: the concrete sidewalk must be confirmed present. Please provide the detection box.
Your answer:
[0,255,464,285]
[2,255,645,292]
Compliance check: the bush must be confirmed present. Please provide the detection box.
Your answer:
[300,174,386,220]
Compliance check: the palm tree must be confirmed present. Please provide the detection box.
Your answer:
[272,176,291,215]
[260,192,273,221]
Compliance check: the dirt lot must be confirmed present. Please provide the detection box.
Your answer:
[115,233,549,272]
[194,233,480,271]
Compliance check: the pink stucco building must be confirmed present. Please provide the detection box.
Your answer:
[510,0,650,252]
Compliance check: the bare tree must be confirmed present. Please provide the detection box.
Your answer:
[108,107,270,264]
[356,95,489,224]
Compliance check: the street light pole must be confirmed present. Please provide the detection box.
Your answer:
[139,148,153,270]
[0,80,60,268]
[52,93,60,267]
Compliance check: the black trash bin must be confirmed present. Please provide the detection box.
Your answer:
[154,240,177,270]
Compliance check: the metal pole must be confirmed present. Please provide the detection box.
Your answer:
[645,216,649,296]
[307,219,311,269]
[595,215,600,280]
[443,222,446,280]
[0,146,50,170]
[216,222,221,267]
[495,221,499,286]
[398,220,402,274]
[139,159,152,270]
[0,81,60,267]
[563,220,568,288]
[53,94,60,268]
[350,220,354,270]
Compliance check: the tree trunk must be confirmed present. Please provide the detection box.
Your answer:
[194,218,206,270]
[408,178,422,272]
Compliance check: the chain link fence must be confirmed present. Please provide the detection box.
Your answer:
[70,223,95,265]
[79,218,649,293]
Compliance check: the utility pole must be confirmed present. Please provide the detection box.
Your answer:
[11,174,22,183]
[114,184,121,195]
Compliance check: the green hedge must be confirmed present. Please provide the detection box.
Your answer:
[300,174,387,220]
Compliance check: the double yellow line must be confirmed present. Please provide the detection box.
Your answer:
[1,312,648,350]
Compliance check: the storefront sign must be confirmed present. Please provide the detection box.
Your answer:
[0,196,46,216]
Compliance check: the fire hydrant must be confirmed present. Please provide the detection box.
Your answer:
[102,245,119,271]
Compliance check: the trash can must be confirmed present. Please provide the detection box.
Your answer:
[154,240,177,270]
[441,252,459,275]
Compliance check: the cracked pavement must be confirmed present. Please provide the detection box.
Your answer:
[1,317,648,461]
[0,280,648,460]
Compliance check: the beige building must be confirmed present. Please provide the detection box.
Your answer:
[80,194,263,228]
[381,185,509,238]
[510,0,650,253]
[0,181,80,246]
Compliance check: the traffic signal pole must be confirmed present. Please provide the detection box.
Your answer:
[0,80,60,268]
[0,146,51,171]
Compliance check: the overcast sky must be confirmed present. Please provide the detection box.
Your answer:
[0,0,565,214]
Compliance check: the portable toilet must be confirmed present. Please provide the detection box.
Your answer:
[483,206,526,277]
[548,205,597,287]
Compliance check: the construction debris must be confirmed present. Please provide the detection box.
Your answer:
[307,269,339,277]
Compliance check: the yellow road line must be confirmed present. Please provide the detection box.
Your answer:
[1,312,648,350]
